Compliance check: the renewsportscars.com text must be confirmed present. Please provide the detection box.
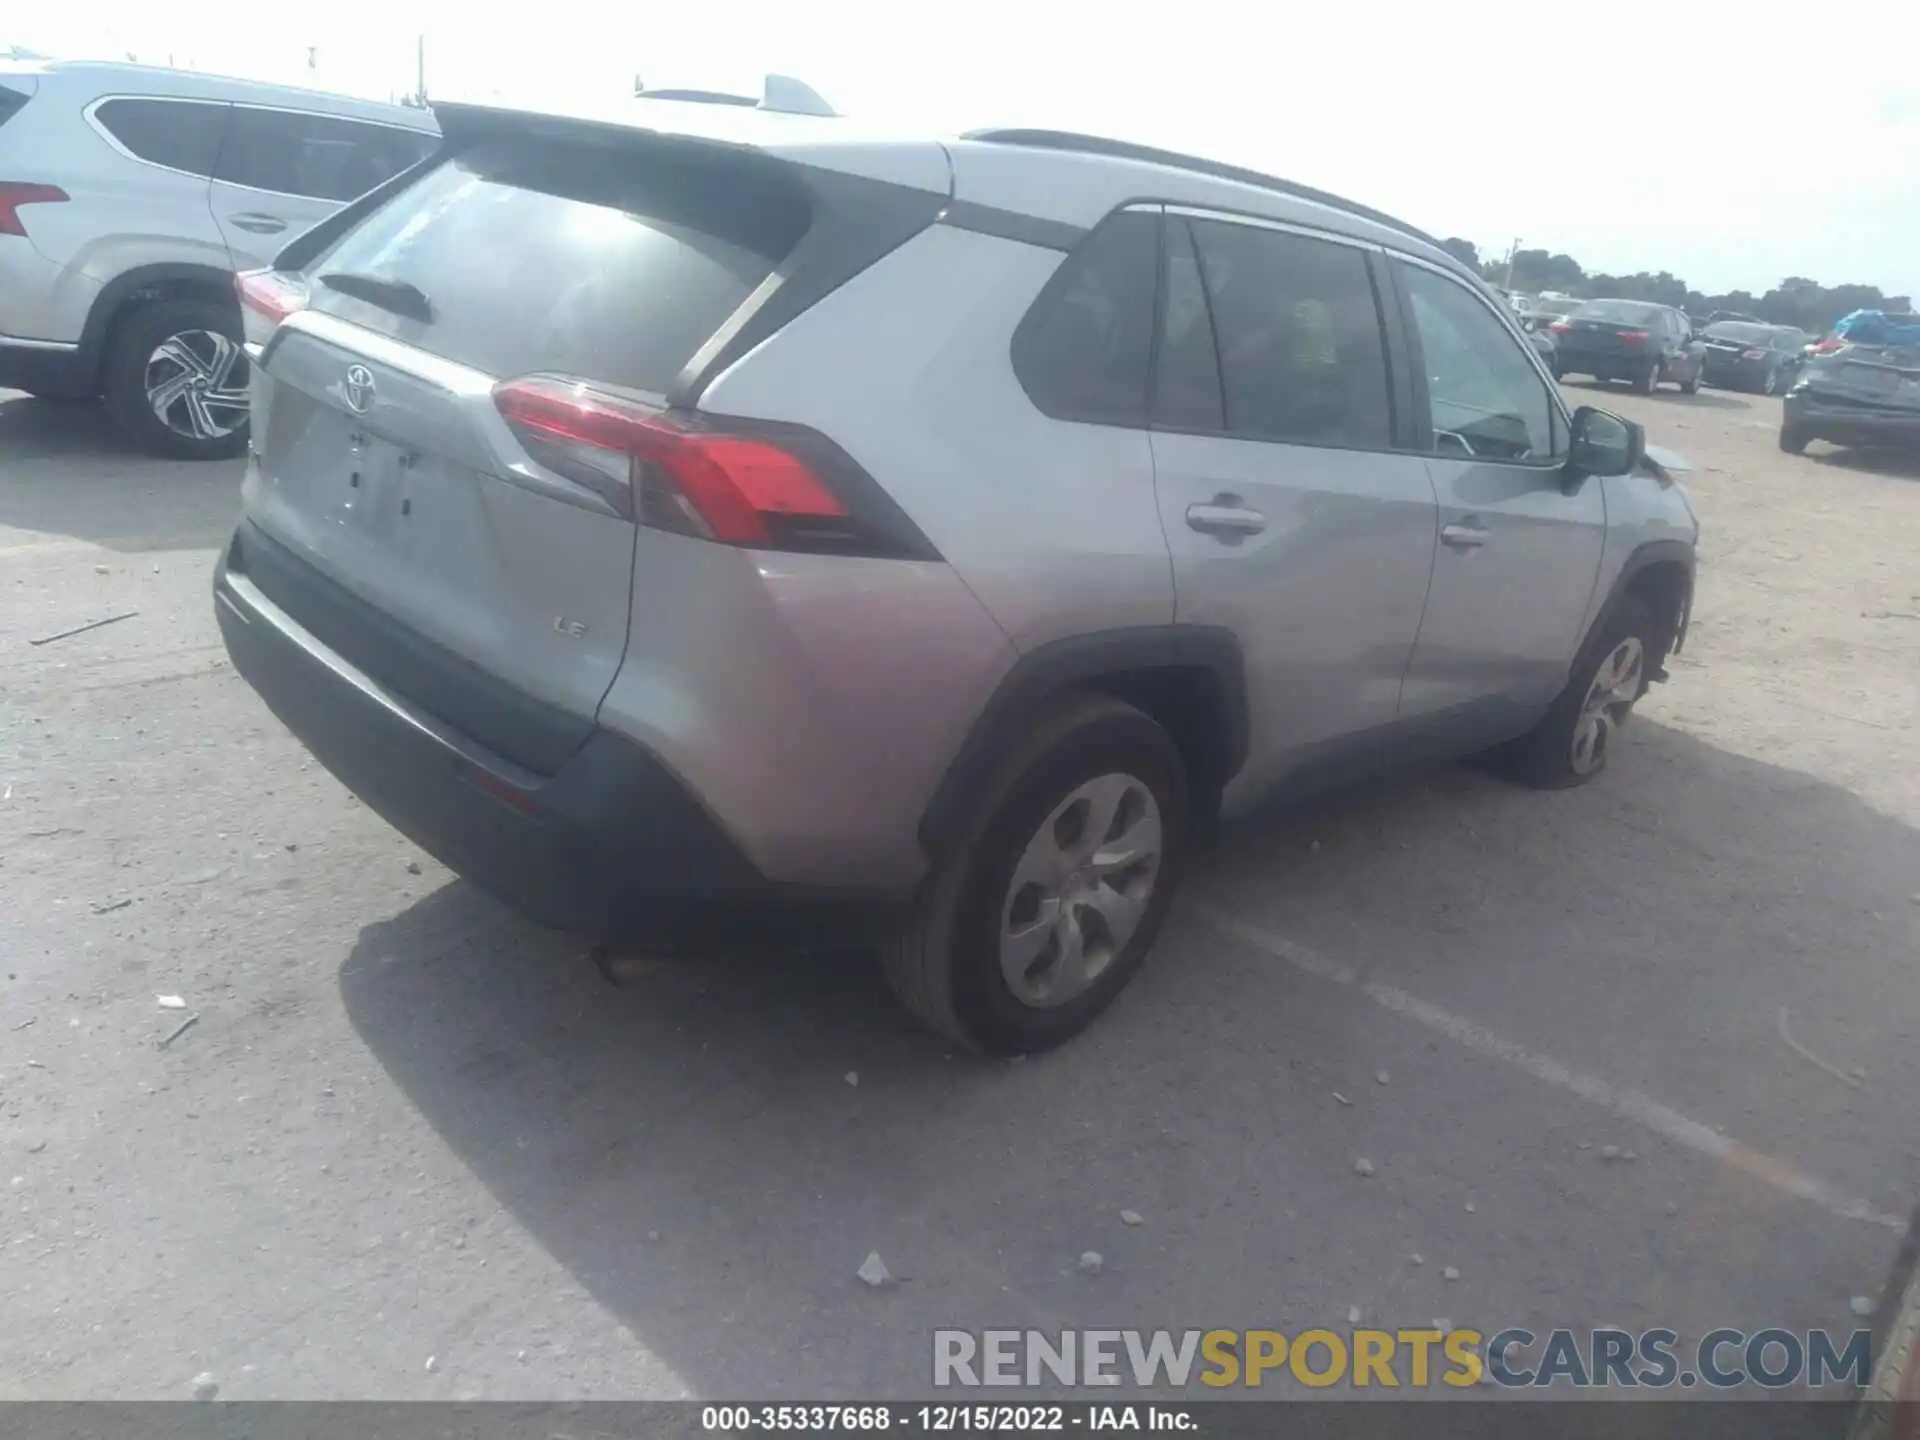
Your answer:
[932,1327,1872,1390]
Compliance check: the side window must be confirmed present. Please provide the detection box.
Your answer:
[93,98,229,178]
[1152,218,1224,431]
[217,109,433,203]
[1010,210,1159,427]
[1399,261,1558,463]
[1185,218,1392,449]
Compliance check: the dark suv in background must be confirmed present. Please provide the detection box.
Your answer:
[1549,300,1704,395]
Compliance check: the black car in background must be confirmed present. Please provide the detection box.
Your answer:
[1699,322,1809,395]
[1549,299,1705,394]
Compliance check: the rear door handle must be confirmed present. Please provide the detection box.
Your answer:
[228,212,288,234]
[1186,501,1268,537]
[1441,522,1490,549]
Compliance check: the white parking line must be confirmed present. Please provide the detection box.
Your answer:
[1197,908,1908,1232]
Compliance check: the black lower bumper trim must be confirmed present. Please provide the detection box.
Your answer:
[215,546,893,950]
[1785,393,1920,449]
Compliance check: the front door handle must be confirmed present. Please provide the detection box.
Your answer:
[1186,500,1268,537]
[1441,522,1490,549]
[228,212,288,234]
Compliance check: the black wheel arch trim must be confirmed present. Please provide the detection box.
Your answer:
[77,261,241,384]
[1600,539,1696,672]
[917,625,1249,857]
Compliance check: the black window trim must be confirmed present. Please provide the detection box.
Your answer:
[1145,201,1412,459]
[84,92,435,197]
[1385,249,1571,471]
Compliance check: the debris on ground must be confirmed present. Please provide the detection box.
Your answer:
[158,1014,199,1049]
[1375,1071,1390,1085]
[1601,1145,1621,1160]
[1665,1203,1679,1216]
[646,1230,661,1243]
[1353,1157,1375,1177]
[1850,1295,1875,1317]
[1776,1007,1863,1089]
[191,1373,218,1401]
[10,1017,35,1032]
[27,1140,46,1154]
[844,1071,859,1087]
[405,861,423,876]
[1332,1092,1351,1106]
[90,899,133,915]
[1434,1318,1453,1333]
[1120,1210,1144,1226]
[424,1356,438,1373]
[29,611,138,647]
[1347,1305,1363,1324]
[1443,1267,1460,1282]
[156,995,186,1010]
[857,1252,891,1287]
[1464,1202,1475,1213]
[1411,1254,1424,1266]
[1078,1251,1103,1274]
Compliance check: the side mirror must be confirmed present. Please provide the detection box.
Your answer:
[1566,406,1644,484]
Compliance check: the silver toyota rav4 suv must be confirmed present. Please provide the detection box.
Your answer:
[0,58,435,457]
[214,96,1699,1053]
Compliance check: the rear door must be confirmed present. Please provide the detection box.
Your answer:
[246,134,813,745]
[1146,210,1439,791]
[209,106,434,268]
[1392,258,1604,740]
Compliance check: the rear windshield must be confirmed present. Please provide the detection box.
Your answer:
[309,137,811,392]
[1704,322,1773,344]
[0,83,30,128]
[1573,300,1662,325]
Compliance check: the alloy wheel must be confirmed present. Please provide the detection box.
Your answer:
[144,330,249,442]
[999,773,1162,1008]
[1570,637,1644,776]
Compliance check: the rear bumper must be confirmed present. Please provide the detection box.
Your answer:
[213,536,897,950]
[1700,355,1766,387]
[1554,349,1656,377]
[1785,391,1920,449]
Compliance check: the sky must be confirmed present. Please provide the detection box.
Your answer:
[12,0,1920,300]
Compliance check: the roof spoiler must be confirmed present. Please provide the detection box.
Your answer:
[635,74,837,117]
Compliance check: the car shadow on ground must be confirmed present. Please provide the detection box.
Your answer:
[338,717,1920,1398]
[1560,378,1753,411]
[0,392,241,552]
[1809,444,1920,480]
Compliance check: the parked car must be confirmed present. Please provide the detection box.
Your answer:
[0,59,437,457]
[1549,299,1705,394]
[1698,321,1807,395]
[1781,340,1920,454]
[1522,294,1582,332]
[214,101,1698,1052]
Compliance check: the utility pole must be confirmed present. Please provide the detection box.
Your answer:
[414,34,427,106]
[1503,238,1521,291]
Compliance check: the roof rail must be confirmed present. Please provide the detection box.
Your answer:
[961,128,1441,251]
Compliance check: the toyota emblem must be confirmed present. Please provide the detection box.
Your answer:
[343,363,376,415]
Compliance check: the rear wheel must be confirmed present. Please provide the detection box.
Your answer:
[1499,596,1656,788]
[882,693,1188,1054]
[104,298,250,460]
[1762,364,1782,396]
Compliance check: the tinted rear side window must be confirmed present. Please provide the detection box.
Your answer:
[1010,210,1159,426]
[217,108,434,201]
[0,84,30,128]
[93,98,228,177]
[310,138,810,392]
[1187,218,1392,449]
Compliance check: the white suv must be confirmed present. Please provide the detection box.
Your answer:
[0,59,435,457]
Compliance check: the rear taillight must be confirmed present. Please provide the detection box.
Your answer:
[1812,338,1847,355]
[492,376,931,559]
[1548,321,1571,333]
[235,269,310,326]
[0,182,67,238]
[1742,348,1768,360]
[1616,330,1650,344]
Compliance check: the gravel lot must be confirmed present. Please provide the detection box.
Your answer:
[1,380,1916,1400]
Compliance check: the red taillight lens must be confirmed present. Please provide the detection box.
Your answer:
[493,376,912,556]
[1548,321,1572,334]
[1813,338,1846,354]
[1616,330,1650,343]
[235,268,309,325]
[0,182,67,238]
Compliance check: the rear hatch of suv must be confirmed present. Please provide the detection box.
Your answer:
[233,107,948,775]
